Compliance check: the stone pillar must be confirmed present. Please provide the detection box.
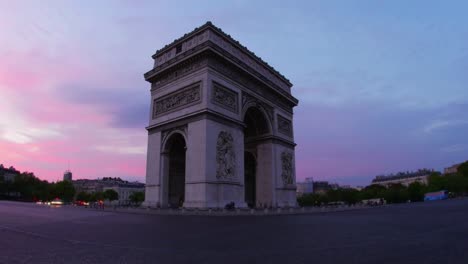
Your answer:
[183,119,208,208]
[143,132,161,207]
[159,151,170,207]
[255,141,276,208]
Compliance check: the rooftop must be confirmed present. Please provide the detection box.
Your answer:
[151,21,292,88]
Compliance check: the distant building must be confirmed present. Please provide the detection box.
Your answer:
[0,164,19,182]
[73,177,145,205]
[73,179,105,193]
[355,186,365,191]
[296,177,313,196]
[103,182,145,205]
[314,181,331,194]
[444,162,465,175]
[372,169,433,187]
[63,170,73,181]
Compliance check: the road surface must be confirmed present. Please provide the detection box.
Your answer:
[1,199,468,263]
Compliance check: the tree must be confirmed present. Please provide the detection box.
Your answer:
[458,161,468,178]
[445,174,468,195]
[384,183,409,204]
[53,181,76,202]
[76,191,90,202]
[359,184,387,200]
[89,191,104,202]
[408,182,426,202]
[12,172,48,201]
[104,189,119,202]
[129,191,145,205]
[341,189,360,205]
[427,172,448,192]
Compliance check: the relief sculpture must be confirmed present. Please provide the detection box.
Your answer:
[153,83,201,117]
[216,131,236,180]
[212,82,238,113]
[281,152,294,185]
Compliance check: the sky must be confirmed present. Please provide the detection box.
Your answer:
[1,1,467,185]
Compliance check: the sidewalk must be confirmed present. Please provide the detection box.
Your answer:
[84,204,382,217]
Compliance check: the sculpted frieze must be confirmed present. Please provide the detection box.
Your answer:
[277,115,292,137]
[153,83,201,118]
[212,82,238,113]
[209,56,293,114]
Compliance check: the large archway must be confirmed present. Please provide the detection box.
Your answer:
[243,107,271,208]
[165,133,186,208]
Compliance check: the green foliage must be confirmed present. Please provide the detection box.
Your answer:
[129,191,145,205]
[0,174,6,194]
[104,189,119,201]
[359,185,387,200]
[89,191,105,202]
[8,172,50,201]
[297,193,327,206]
[76,191,91,202]
[458,161,468,178]
[384,184,409,204]
[298,188,360,206]
[407,182,426,202]
[444,174,468,195]
[427,173,449,192]
[52,181,76,202]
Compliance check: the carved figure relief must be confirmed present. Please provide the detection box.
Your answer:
[281,152,294,185]
[212,82,238,113]
[153,83,201,117]
[277,115,292,136]
[216,131,236,180]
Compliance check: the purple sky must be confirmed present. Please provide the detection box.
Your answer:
[1,1,467,185]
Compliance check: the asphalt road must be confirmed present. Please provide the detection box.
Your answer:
[1,199,468,264]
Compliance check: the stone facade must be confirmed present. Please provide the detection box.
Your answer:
[143,22,298,208]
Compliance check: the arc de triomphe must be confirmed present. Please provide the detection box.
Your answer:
[143,22,298,208]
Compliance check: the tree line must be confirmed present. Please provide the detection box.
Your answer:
[298,161,468,207]
[0,171,76,202]
[0,171,145,205]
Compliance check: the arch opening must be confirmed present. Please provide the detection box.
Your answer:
[165,133,186,208]
[243,106,271,208]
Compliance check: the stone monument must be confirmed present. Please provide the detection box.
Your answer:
[143,22,298,208]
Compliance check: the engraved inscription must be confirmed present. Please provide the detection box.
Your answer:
[153,84,201,117]
[212,82,238,113]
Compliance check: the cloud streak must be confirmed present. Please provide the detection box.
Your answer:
[1,1,468,186]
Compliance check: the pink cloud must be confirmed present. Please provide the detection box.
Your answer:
[0,47,147,182]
